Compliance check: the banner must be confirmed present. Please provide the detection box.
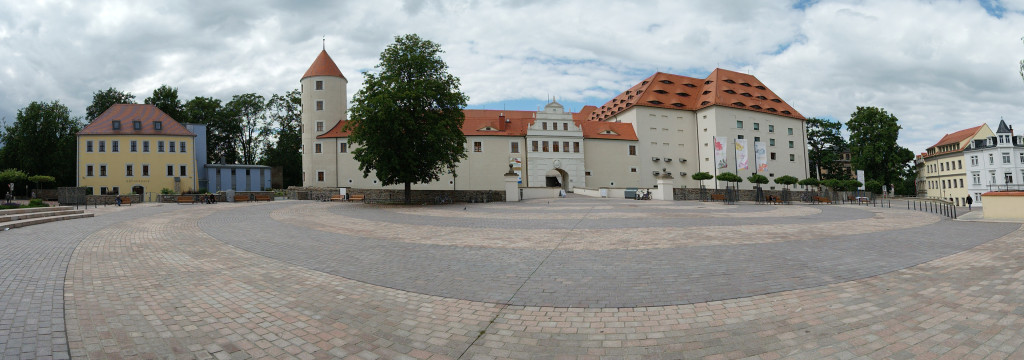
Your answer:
[754,141,767,173]
[735,138,748,170]
[714,136,728,169]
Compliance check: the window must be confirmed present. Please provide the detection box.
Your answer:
[339,143,348,153]
[770,139,776,146]
[169,141,175,152]
[562,141,569,153]
[958,160,962,169]
[788,141,794,148]
[959,179,964,188]
[317,171,325,182]
[563,123,568,131]
[126,164,134,177]
[316,121,324,132]
[87,165,94,176]
[991,171,997,183]
[510,142,519,153]
[585,171,591,176]
[789,154,795,161]
[143,141,150,152]
[315,80,323,90]
[788,128,793,135]
[158,141,165,152]
[86,141,94,152]
[542,122,548,130]
[736,120,743,129]
[316,100,324,111]
[989,154,994,165]
[112,120,121,130]
[180,165,187,177]
[167,165,174,176]
[737,135,745,139]
[1020,153,1024,164]
[754,136,760,142]
[142,165,149,177]
[553,142,560,152]
[154,121,162,130]
[315,143,322,153]
[769,125,775,133]
[532,141,538,152]
[1003,153,1011,164]
[473,141,482,152]
[100,165,107,177]
[770,152,777,160]
[973,172,981,185]
[133,121,142,130]
[1006,173,1014,184]
[180,142,186,153]
[753,123,760,130]
[98,141,106,152]
[131,141,138,152]
[542,141,549,152]
[630,167,637,173]
[971,155,978,166]
[573,142,580,153]
[628,145,637,155]
[111,187,119,195]
[112,141,119,152]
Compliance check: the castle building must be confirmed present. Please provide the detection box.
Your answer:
[300,50,808,194]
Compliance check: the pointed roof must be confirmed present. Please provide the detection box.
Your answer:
[302,50,346,80]
[929,125,983,149]
[79,104,195,136]
[588,69,803,121]
[996,119,1012,134]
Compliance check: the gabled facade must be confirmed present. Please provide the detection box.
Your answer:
[964,120,1024,206]
[920,124,993,206]
[77,104,197,195]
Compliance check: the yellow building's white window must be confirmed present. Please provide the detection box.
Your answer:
[158,141,165,152]
[98,141,105,152]
[142,165,149,177]
[126,165,134,177]
[99,165,107,177]
[169,142,175,152]
[112,141,119,152]
[180,142,186,153]
[86,165,94,176]
[143,141,150,152]
[131,141,137,152]
[86,141,93,152]
[180,165,187,177]
[166,165,173,176]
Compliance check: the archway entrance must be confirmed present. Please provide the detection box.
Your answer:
[545,169,568,190]
[132,185,144,195]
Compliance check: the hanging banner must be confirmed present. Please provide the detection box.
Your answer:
[735,138,748,170]
[714,136,728,169]
[754,141,767,173]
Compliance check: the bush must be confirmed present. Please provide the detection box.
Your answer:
[798,177,820,187]
[747,174,769,185]
[842,179,863,192]
[774,175,799,187]
[865,180,883,194]
[716,172,743,183]
[28,198,47,207]
[160,188,175,195]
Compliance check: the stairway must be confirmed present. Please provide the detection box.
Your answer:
[0,206,94,230]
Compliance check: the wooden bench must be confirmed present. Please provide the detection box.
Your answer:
[118,196,132,206]
[765,195,783,204]
[330,195,344,201]
[176,195,195,204]
[813,196,831,204]
[349,194,365,202]
[254,194,272,202]
[233,195,250,202]
[711,194,726,201]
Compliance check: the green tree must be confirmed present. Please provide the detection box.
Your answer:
[224,93,268,165]
[747,174,769,187]
[774,175,799,188]
[716,172,742,184]
[806,117,848,180]
[841,179,863,191]
[86,87,136,122]
[346,34,469,204]
[865,179,882,194]
[692,172,713,188]
[0,101,81,186]
[0,168,28,198]
[261,89,302,187]
[821,179,841,191]
[798,177,820,191]
[145,85,184,121]
[846,106,914,188]
[28,175,56,190]
[183,96,237,164]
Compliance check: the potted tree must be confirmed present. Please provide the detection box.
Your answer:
[747,174,769,203]
[692,172,713,201]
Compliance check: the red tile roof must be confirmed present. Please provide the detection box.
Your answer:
[302,50,346,80]
[317,108,638,141]
[923,125,983,158]
[78,104,194,136]
[588,69,803,121]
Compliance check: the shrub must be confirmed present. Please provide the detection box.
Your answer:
[160,188,175,195]
[798,178,820,187]
[715,172,743,183]
[747,174,769,185]
[28,198,47,207]
[865,180,883,194]
[774,175,799,187]
[842,179,864,191]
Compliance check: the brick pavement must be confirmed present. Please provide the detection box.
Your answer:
[2,198,1023,359]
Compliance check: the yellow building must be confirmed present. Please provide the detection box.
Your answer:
[920,124,993,206]
[77,104,197,196]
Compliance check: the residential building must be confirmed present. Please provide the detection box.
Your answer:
[206,164,272,192]
[963,119,1024,206]
[77,104,198,196]
[920,124,994,206]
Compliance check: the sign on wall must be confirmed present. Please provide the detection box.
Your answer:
[714,136,728,169]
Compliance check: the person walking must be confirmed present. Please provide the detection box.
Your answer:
[966,194,973,210]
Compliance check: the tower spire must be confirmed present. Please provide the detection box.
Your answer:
[322,35,325,50]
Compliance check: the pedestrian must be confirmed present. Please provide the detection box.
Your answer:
[966,194,973,210]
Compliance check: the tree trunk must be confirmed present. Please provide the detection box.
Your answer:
[404,182,411,205]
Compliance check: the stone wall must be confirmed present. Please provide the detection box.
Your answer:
[673,187,824,202]
[58,187,88,205]
[286,186,503,204]
[84,194,142,205]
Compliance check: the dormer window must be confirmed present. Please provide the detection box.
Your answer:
[112,120,121,130]
[740,93,752,97]
[659,79,673,84]
[771,99,782,103]
[154,121,162,130]
[755,85,766,90]
[724,79,735,84]
[683,83,696,88]
[740,82,752,87]
[724,90,736,94]
[675,92,690,97]
[133,121,142,130]
[653,89,668,94]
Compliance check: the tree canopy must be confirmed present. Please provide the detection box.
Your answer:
[224,93,269,165]
[716,172,742,183]
[806,117,848,180]
[261,90,302,187]
[747,174,769,185]
[0,101,81,186]
[774,175,799,188]
[846,106,914,188]
[145,85,184,121]
[86,87,135,122]
[346,34,469,203]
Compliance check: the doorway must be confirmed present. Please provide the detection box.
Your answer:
[545,168,568,190]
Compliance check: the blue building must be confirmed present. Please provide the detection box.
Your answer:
[206,164,272,192]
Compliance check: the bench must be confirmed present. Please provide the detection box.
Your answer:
[233,195,250,202]
[330,195,344,201]
[813,196,831,204]
[176,195,195,204]
[711,194,726,201]
[118,196,132,206]
[765,195,783,204]
[254,194,272,202]
[349,194,365,202]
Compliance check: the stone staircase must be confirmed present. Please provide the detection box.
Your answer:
[0,206,94,230]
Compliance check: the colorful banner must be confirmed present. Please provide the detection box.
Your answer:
[714,136,728,169]
[510,157,523,184]
[754,141,767,173]
[735,138,748,170]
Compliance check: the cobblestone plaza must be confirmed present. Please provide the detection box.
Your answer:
[2,199,1023,359]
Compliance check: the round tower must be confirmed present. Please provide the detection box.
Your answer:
[300,50,348,187]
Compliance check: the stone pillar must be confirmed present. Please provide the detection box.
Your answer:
[505,173,520,202]
[653,173,674,201]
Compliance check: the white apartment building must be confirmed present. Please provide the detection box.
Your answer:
[964,119,1024,206]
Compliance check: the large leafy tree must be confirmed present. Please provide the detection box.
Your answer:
[86,87,136,122]
[0,101,81,186]
[261,89,302,187]
[806,117,848,180]
[346,34,469,203]
[224,93,268,165]
[183,96,238,164]
[846,106,914,188]
[145,84,184,121]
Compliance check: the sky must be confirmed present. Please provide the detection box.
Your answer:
[1,0,1023,155]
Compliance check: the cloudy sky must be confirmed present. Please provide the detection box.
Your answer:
[1,0,1022,154]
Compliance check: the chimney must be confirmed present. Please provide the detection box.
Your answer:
[498,113,506,131]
